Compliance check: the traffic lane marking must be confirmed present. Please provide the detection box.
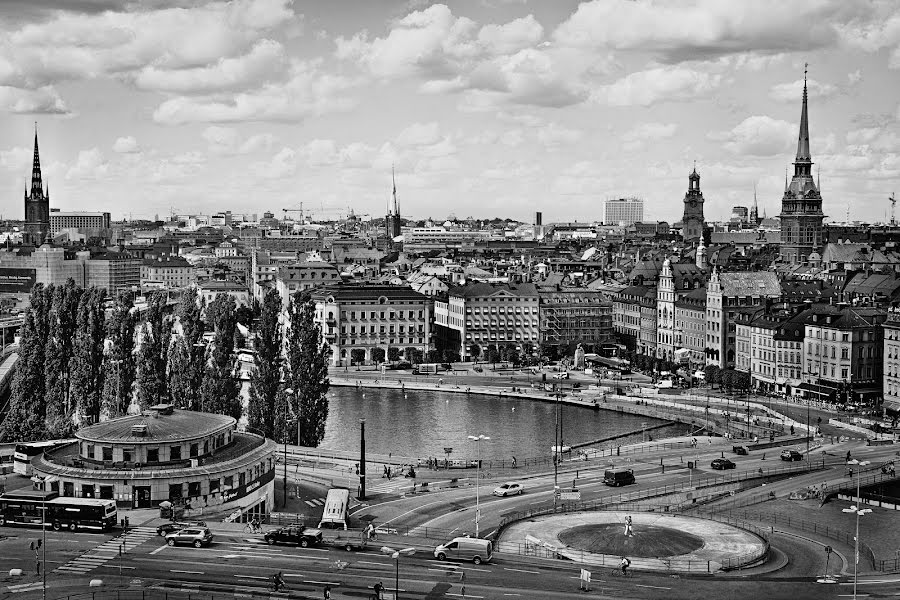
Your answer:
[504,567,539,574]
[171,569,204,574]
[150,545,167,555]
[636,584,672,590]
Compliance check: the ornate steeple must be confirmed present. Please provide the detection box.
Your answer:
[796,64,811,162]
[31,123,43,198]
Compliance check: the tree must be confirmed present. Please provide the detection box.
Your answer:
[485,344,499,366]
[200,294,242,419]
[284,293,330,447]
[44,287,69,436]
[406,347,423,365]
[168,288,205,411]
[387,347,401,363]
[720,369,735,394]
[469,344,482,361]
[101,292,137,418]
[425,349,441,363]
[247,289,283,439]
[136,291,171,409]
[442,349,460,363]
[1,285,52,441]
[371,347,386,363]
[71,288,107,425]
[350,348,366,366]
[704,364,720,388]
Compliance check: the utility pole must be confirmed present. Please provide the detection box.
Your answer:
[359,419,367,500]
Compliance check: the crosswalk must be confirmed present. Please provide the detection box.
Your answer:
[366,478,419,494]
[55,526,158,575]
[303,496,325,508]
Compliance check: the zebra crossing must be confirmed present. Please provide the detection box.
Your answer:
[55,526,158,575]
[365,478,418,494]
[303,496,325,508]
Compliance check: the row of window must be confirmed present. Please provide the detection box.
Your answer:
[343,325,425,334]
[83,435,226,463]
[340,310,425,320]
[467,332,537,341]
[467,319,538,328]
[341,337,425,345]
[467,306,535,314]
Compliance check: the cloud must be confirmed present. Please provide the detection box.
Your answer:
[153,62,358,124]
[301,139,339,167]
[710,116,795,157]
[0,146,32,171]
[0,85,70,114]
[396,122,443,147]
[66,148,109,180]
[112,136,140,154]
[535,122,583,147]
[251,147,297,178]
[553,0,841,63]
[553,160,614,195]
[622,122,678,150]
[838,5,900,68]
[476,14,543,55]
[592,67,721,107]
[768,78,838,103]
[202,126,274,154]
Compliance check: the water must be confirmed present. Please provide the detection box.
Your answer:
[317,387,687,462]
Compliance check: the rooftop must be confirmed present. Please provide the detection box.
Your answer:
[76,407,235,444]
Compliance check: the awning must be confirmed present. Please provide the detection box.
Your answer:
[775,377,787,385]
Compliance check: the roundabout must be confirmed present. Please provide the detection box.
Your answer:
[499,511,770,572]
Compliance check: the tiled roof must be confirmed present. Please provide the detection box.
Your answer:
[309,284,428,301]
[77,408,234,444]
[719,271,781,297]
[448,282,538,298]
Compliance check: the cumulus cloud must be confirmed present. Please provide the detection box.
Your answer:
[251,147,297,178]
[622,122,678,150]
[553,160,614,195]
[112,136,140,154]
[0,146,32,171]
[202,126,274,154]
[66,148,109,180]
[592,67,721,107]
[476,14,543,55]
[837,4,900,68]
[710,116,795,157]
[535,122,583,147]
[553,0,842,63]
[768,78,838,103]
[396,122,443,147]
[0,85,70,114]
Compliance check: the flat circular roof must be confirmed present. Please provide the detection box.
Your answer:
[77,408,235,444]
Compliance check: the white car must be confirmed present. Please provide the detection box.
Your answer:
[552,372,569,380]
[492,482,525,497]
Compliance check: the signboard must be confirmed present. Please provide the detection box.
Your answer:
[559,490,581,501]
[0,268,36,293]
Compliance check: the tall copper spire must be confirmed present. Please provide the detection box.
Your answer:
[796,64,811,162]
[31,123,43,197]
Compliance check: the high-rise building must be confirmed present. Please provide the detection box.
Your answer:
[603,197,643,226]
[681,167,706,242]
[779,68,825,264]
[385,167,402,242]
[24,127,51,246]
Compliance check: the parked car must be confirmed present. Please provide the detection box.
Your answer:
[492,482,525,497]
[603,468,635,487]
[732,445,749,455]
[156,521,207,536]
[165,527,213,548]
[264,525,324,548]
[780,449,804,461]
[711,458,736,470]
[553,372,569,380]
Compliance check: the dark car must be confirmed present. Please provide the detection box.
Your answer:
[732,445,749,455]
[264,525,324,548]
[603,468,635,487]
[780,449,804,461]
[165,527,213,548]
[156,521,207,537]
[711,458,736,470]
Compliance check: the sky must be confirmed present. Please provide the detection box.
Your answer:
[1,0,900,224]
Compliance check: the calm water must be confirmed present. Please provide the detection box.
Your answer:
[317,387,688,462]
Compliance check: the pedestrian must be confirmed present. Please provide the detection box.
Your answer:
[323,585,331,599]
[790,424,795,435]
[846,450,852,463]
[512,456,517,468]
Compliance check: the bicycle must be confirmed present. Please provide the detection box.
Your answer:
[244,523,262,534]
[609,567,632,578]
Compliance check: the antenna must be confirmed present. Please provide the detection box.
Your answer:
[846,201,850,224]
[890,192,897,226]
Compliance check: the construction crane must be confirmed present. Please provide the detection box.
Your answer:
[891,193,897,226]
[282,204,304,222]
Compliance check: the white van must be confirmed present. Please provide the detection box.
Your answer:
[434,537,493,564]
[317,487,350,530]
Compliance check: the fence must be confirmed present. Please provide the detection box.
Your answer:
[46,592,273,600]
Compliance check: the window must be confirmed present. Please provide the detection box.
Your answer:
[170,445,182,460]
[169,484,183,499]
[86,444,94,459]
[209,478,220,493]
[190,443,199,458]
[224,475,234,488]
[123,449,133,462]
[102,447,113,461]
[188,482,201,497]
[148,448,159,462]
[81,484,95,498]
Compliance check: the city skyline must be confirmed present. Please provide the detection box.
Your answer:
[1,0,900,223]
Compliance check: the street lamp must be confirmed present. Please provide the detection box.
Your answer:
[381,546,416,600]
[467,434,490,538]
[552,391,564,508]
[843,459,872,600]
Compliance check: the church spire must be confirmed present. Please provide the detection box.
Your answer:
[796,63,811,162]
[391,164,399,217]
[31,122,43,197]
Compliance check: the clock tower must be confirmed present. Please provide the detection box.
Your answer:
[681,166,705,242]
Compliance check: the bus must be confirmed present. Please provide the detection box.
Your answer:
[317,487,350,530]
[415,363,439,375]
[0,490,117,531]
[14,440,77,476]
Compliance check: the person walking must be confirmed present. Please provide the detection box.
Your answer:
[323,585,331,599]
[373,581,384,600]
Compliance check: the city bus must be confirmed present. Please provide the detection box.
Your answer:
[13,440,77,476]
[415,363,439,375]
[0,490,117,531]
[317,487,350,530]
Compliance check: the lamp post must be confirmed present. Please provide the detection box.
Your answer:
[843,459,872,600]
[467,434,490,538]
[381,546,416,600]
[552,391,564,508]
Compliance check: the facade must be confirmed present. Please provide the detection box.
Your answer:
[32,404,276,519]
[310,284,431,366]
[24,130,51,246]
[604,197,643,226]
[141,256,196,290]
[275,262,341,306]
[198,280,250,308]
[50,212,111,240]
[86,254,142,297]
[538,288,613,352]
[681,168,706,242]
[0,246,87,292]
[706,270,781,368]
[402,228,495,252]
[779,73,825,264]
[884,307,900,416]
[435,283,539,360]
[674,287,707,368]
[657,260,707,362]
[613,285,645,351]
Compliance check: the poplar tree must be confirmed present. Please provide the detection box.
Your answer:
[71,288,107,424]
[0,284,51,441]
[43,294,69,435]
[284,293,330,447]
[101,292,137,418]
[168,288,205,410]
[136,291,171,409]
[199,294,241,419]
[247,289,282,439]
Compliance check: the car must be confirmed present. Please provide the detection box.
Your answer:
[781,449,804,461]
[492,482,524,497]
[732,445,749,455]
[165,527,213,548]
[711,458,736,470]
[553,372,569,380]
[264,525,324,547]
[156,521,207,536]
